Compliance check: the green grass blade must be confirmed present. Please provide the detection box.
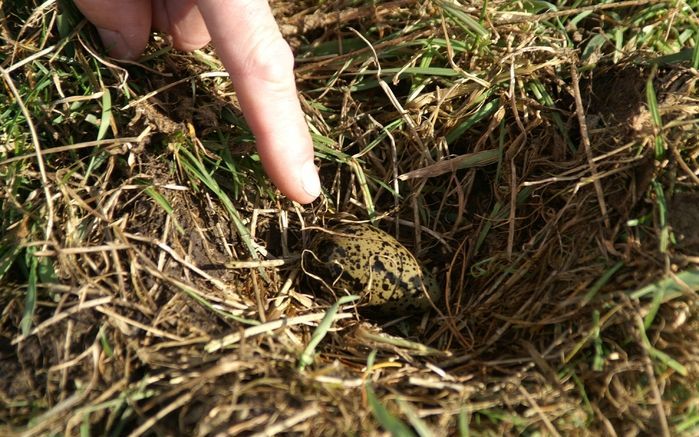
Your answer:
[567,369,594,419]
[570,10,593,28]
[592,310,604,372]
[645,68,664,159]
[651,47,693,65]
[19,253,38,336]
[80,414,91,437]
[97,88,111,141]
[397,399,434,437]
[644,280,665,330]
[582,33,607,63]
[613,26,625,63]
[676,411,699,434]
[446,98,499,144]
[629,268,699,302]
[362,350,416,436]
[366,383,416,437]
[177,146,258,259]
[37,257,56,284]
[98,326,113,358]
[436,1,490,39]
[652,181,670,253]
[458,407,470,437]
[143,186,174,214]
[474,187,532,254]
[453,148,499,170]
[636,317,688,376]
[524,1,558,13]
[349,158,376,220]
[360,67,460,78]
[173,278,260,326]
[298,295,359,371]
[0,243,22,281]
[582,261,624,305]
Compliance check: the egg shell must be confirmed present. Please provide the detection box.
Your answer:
[303,223,441,313]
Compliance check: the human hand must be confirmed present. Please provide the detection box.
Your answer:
[74,0,321,204]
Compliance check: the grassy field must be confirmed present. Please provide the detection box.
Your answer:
[1,0,698,435]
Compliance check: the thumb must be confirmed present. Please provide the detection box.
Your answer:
[74,0,151,59]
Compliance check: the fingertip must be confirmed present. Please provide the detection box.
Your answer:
[197,0,320,203]
[260,143,320,204]
[171,36,211,52]
[300,160,321,200]
[155,0,211,52]
[74,0,151,59]
[97,28,138,59]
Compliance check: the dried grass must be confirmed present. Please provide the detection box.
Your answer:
[1,0,698,435]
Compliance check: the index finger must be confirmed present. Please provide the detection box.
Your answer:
[198,0,320,204]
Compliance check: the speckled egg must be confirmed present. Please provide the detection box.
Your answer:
[303,223,441,314]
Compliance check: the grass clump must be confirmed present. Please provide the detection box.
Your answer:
[1,0,699,435]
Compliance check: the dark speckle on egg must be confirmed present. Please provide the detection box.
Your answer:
[303,223,442,315]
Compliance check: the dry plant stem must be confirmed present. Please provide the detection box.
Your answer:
[6,0,55,52]
[22,346,99,437]
[132,364,251,420]
[47,339,98,374]
[225,255,301,268]
[125,232,228,290]
[68,379,129,431]
[120,71,229,110]
[94,306,185,341]
[439,235,474,350]
[366,113,400,214]
[288,0,413,34]
[250,406,321,437]
[522,142,645,187]
[382,216,451,248]
[570,65,610,230]
[412,186,425,253]
[633,311,671,437]
[59,318,74,401]
[252,270,267,323]
[592,403,619,437]
[4,43,56,74]
[205,311,354,352]
[1,65,54,249]
[12,296,113,345]
[0,135,149,165]
[4,1,698,435]
[127,392,194,437]
[76,33,131,88]
[32,244,131,256]
[225,415,272,435]
[506,57,527,258]
[671,142,699,185]
[397,149,499,181]
[508,157,517,259]
[440,14,491,88]
[349,28,427,153]
[521,340,561,390]
[295,28,433,74]
[518,385,562,437]
[496,0,660,25]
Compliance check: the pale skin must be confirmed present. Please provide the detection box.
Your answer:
[74,0,321,204]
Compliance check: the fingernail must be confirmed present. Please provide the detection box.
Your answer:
[300,160,321,198]
[97,27,133,59]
